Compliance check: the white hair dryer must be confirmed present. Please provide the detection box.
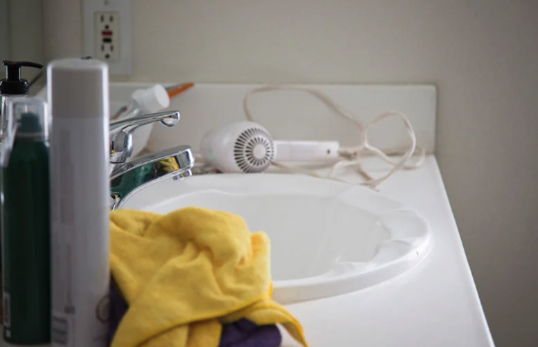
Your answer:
[200,121,340,173]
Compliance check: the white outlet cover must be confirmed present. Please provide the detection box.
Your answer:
[83,0,132,75]
[94,11,120,62]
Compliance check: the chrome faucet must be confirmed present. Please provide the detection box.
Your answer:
[109,110,194,210]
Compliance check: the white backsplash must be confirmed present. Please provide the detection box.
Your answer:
[110,83,436,156]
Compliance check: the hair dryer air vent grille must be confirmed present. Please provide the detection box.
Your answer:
[233,127,274,173]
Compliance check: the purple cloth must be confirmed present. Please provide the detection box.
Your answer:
[219,318,281,347]
[108,284,129,346]
[108,285,282,347]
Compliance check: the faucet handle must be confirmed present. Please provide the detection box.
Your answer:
[109,111,180,164]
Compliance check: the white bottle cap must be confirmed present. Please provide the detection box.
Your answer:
[47,58,108,119]
[131,84,170,113]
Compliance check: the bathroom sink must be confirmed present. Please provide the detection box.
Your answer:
[120,174,432,304]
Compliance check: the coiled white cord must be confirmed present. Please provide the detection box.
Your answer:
[243,85,426,189]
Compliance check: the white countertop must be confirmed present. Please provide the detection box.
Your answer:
[107,83,491,346]
[282,156,494,347]
[0,156,492,347]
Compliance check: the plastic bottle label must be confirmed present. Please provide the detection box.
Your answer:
[50,116,110,347]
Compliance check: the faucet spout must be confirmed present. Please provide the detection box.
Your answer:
[109,111,180,167]
[110,145,194,210]
[108,109,194,209]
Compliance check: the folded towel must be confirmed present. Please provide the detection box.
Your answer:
[110,207,308,347]
[107,285,282,347]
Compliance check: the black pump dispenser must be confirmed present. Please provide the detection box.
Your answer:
[0,61,44,95]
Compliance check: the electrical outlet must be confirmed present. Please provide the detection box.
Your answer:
[94,12,120,61]
[83,0,132,75]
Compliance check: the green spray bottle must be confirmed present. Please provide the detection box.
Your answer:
[1,97,50,345]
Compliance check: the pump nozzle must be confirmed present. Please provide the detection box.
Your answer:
[1,60,44,95]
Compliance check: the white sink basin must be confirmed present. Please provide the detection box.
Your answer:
[120,174,431,304]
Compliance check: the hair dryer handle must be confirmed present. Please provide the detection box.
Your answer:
[273,141,340,162]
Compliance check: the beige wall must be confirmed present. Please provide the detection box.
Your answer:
[0,0,9,62]
[42,1,538,346]
[2,0,44,81]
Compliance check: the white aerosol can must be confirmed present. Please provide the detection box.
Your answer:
[48,58,110,347]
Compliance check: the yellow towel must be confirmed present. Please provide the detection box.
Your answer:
[110,207,308,347]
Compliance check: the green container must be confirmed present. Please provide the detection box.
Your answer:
[1,98,51,345]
